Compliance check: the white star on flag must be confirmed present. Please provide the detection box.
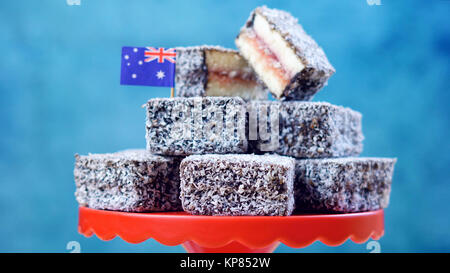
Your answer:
[156,70,165,80]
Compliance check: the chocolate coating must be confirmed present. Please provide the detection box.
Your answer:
[294,157,396,213]
[145,97,248,156]
[247,101,364,158]
[74,149,182,212]
[180,154,295,216]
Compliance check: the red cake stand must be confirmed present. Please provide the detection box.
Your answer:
[78,206,384,253]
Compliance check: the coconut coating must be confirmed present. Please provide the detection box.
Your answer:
[145,97,248,156]
[294,157,396,213]
[180,154,295,216]
[247,101,363,158]
[74,149,182,212]
[175,46,209,98]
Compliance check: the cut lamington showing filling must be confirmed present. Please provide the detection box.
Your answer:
[175,46,268,101]
[236,6,335,101]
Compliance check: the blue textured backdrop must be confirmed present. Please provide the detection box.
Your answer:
[0,0,449,253]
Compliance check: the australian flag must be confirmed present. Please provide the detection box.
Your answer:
[120,46,176,87]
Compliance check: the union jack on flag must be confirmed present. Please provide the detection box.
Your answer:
[120,46,176,87]
[144,47,176,64]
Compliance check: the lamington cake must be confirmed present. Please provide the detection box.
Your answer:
[247,101,364,158]
[176,46,268,100]
[236,6,335,101]
[145,97,247,156]
[180,154,295,216]
[294,157,396,213]
[74,149,182,212]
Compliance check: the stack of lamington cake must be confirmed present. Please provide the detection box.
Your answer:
[74,6,396,216]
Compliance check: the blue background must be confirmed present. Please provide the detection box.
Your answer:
[1,0,449,253]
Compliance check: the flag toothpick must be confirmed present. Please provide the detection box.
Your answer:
[120,46,177,98]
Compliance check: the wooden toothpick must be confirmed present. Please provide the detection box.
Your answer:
[170,88,174,98]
